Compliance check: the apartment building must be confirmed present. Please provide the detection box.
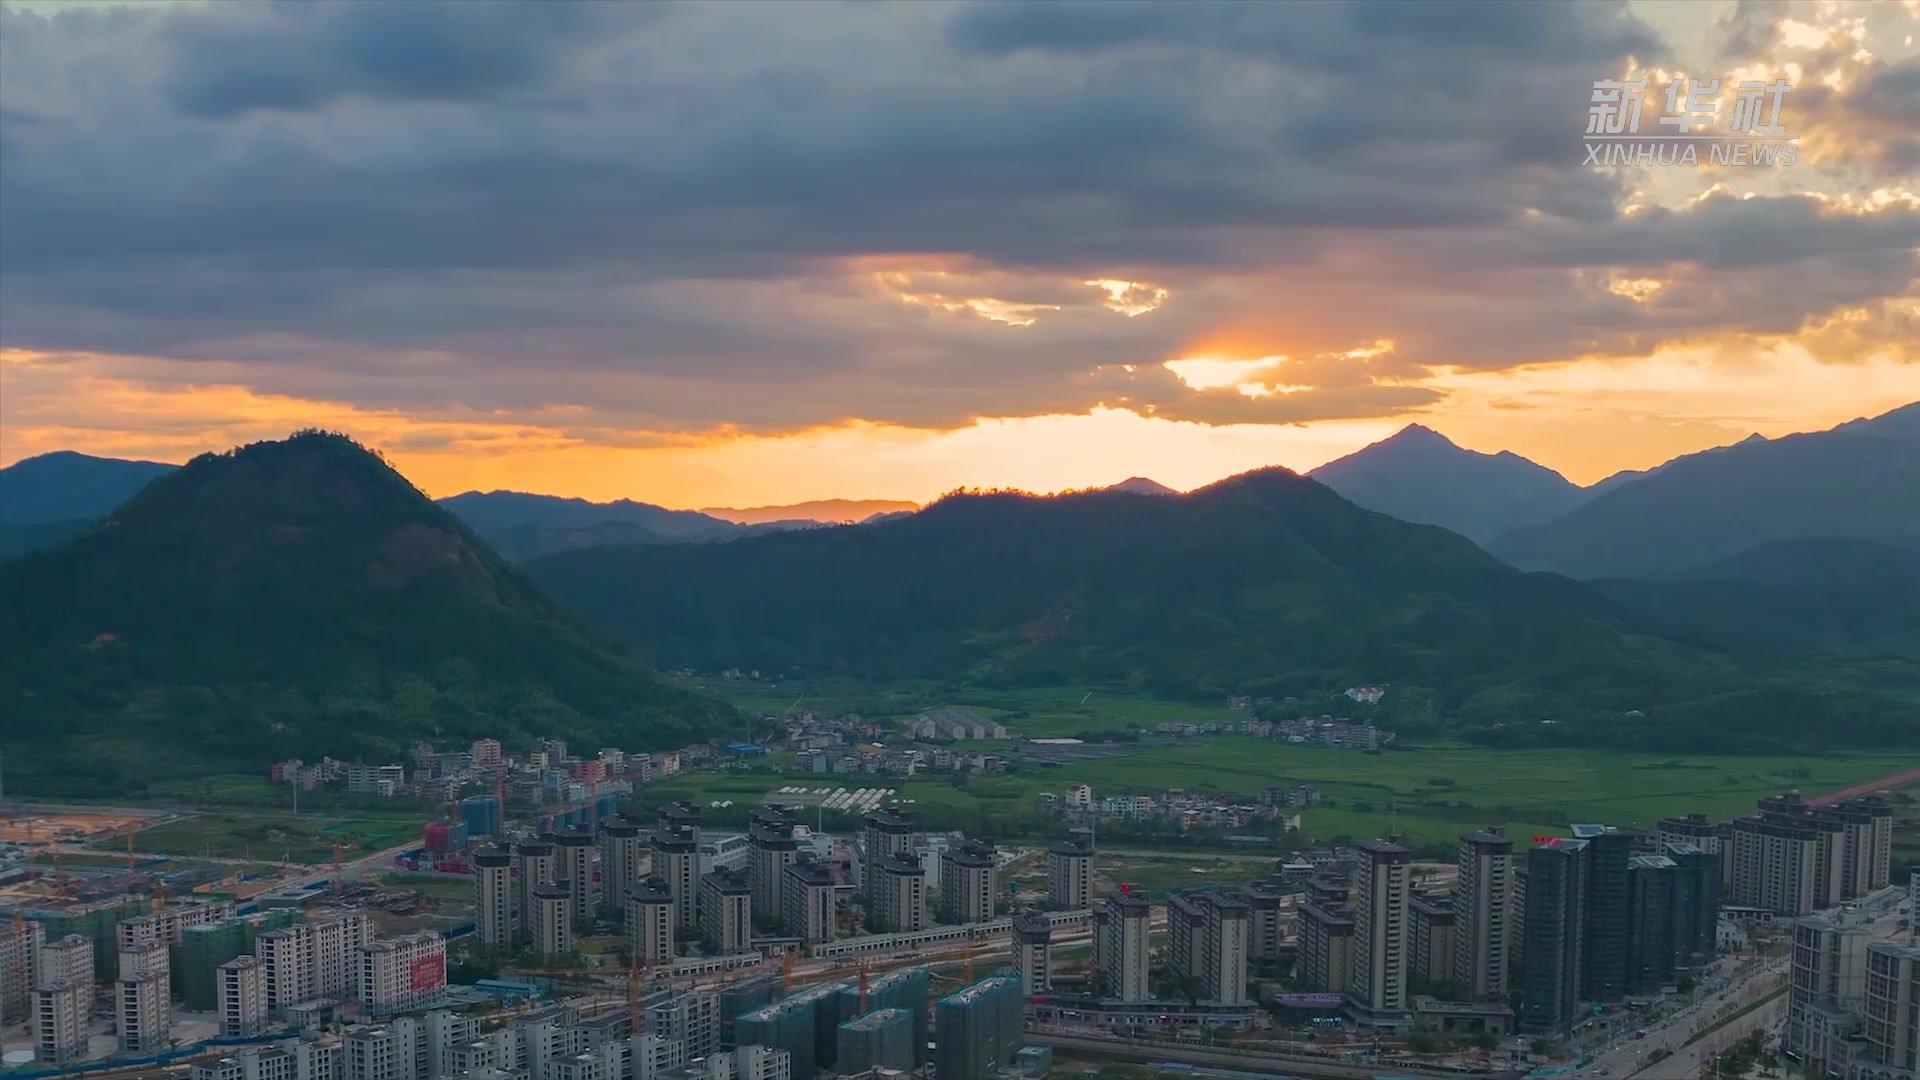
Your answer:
[257,912,372,1016]
[939,840,997,925]
[0,919,44,1026]
[1047,832,1094,911]
[119,901,237,950]
[39,933,95,991]
[1091,893,1151,1003]
[1452,828,1512,1001]
[553,827,598,928]
[859,810,915,900]
[472,846,513,950]
[746,808,799,928]
[119,938,170,981]
[530,884,573,960]
[1297,887,1356,995]
[698,869,753,954]
[1012,913,1051,996]
[1348,838,1411,1028]
[358,932,447,1018]
[1410,896,1454,988]
[118,969,172,1054]
[1520,838,1589,1035]
[780,859,837,944]
[220,956,267,1037]
[872,851,928,933]
[1787,912,1871,1061]
[1862,941,1920,1078]
[653,825,701,934]
[626,877,676,964]
[514,836,556,943]
[1725,794,1892,917]
[33,978,89,1065]
[598,818,650,913]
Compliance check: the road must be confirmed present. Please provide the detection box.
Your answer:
[1571,884,1913,1080]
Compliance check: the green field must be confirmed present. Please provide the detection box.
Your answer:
[632,741,1913,855]
[123,811,423,863]
[682,677,1240,739]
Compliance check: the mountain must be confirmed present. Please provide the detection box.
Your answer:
[527,468,1918,753]
[0,451,177,526]
[1107,477,1180,496]
[1489,404,1920,579]
[1591,538,1920,680]
[0,519,96,562]
[702,499,919,525]
[0,432,732,795]
[1307,425,1591,543]
[435,490,743,560]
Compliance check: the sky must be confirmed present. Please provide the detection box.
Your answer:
[1,0,1917,506]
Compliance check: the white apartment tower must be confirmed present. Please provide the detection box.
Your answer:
[358,932,447,1017]
[1453,828,1513,1001]
[39,933,94,991]
[513,837,556,944]
[598,819,649,912]
[1349,839,1412,1027]
[0,919,45,1027]
[256,911,372,1016]
[33,979,89,1064]
[118,969,172,1054]
[553,827,598,928]
[119,938,170,981]
[472,846,513,950]
[219,955,267,1037]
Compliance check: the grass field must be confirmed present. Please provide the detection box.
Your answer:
[683,677,1240,739]
[123,811,423,863]
[633,742,1914,854]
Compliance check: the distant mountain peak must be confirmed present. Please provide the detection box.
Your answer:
[1108,477,1179,496]
[1306,427,1583,543]
[1384,423,1457,448]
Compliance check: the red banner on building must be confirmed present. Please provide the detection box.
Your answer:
[410,953,445,991]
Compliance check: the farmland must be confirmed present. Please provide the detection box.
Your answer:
[629,741,1914,855]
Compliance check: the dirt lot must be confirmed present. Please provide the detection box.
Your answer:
[0,809,159,845]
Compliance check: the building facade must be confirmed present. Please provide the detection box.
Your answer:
[1092,893,1151,1002]
[939,841,997,925]
[698,869,753,954]
[1452,828,1512,1001]
[472,846,513,950]
[219,956,267,1038]
[780,859,837,945]
[358,932,447,1018]
[1348,839,1411,1028]
[1047,833,1094,912]
[627,878,677,964]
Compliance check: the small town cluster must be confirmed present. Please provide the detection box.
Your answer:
[2,720,1912,1080]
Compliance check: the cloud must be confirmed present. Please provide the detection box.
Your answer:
[0,0,1915,449]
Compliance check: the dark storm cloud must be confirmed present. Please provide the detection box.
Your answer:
[0,0,1915,436]
[159,0,637,117]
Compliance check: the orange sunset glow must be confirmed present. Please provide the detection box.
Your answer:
[2,0,1918,506]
